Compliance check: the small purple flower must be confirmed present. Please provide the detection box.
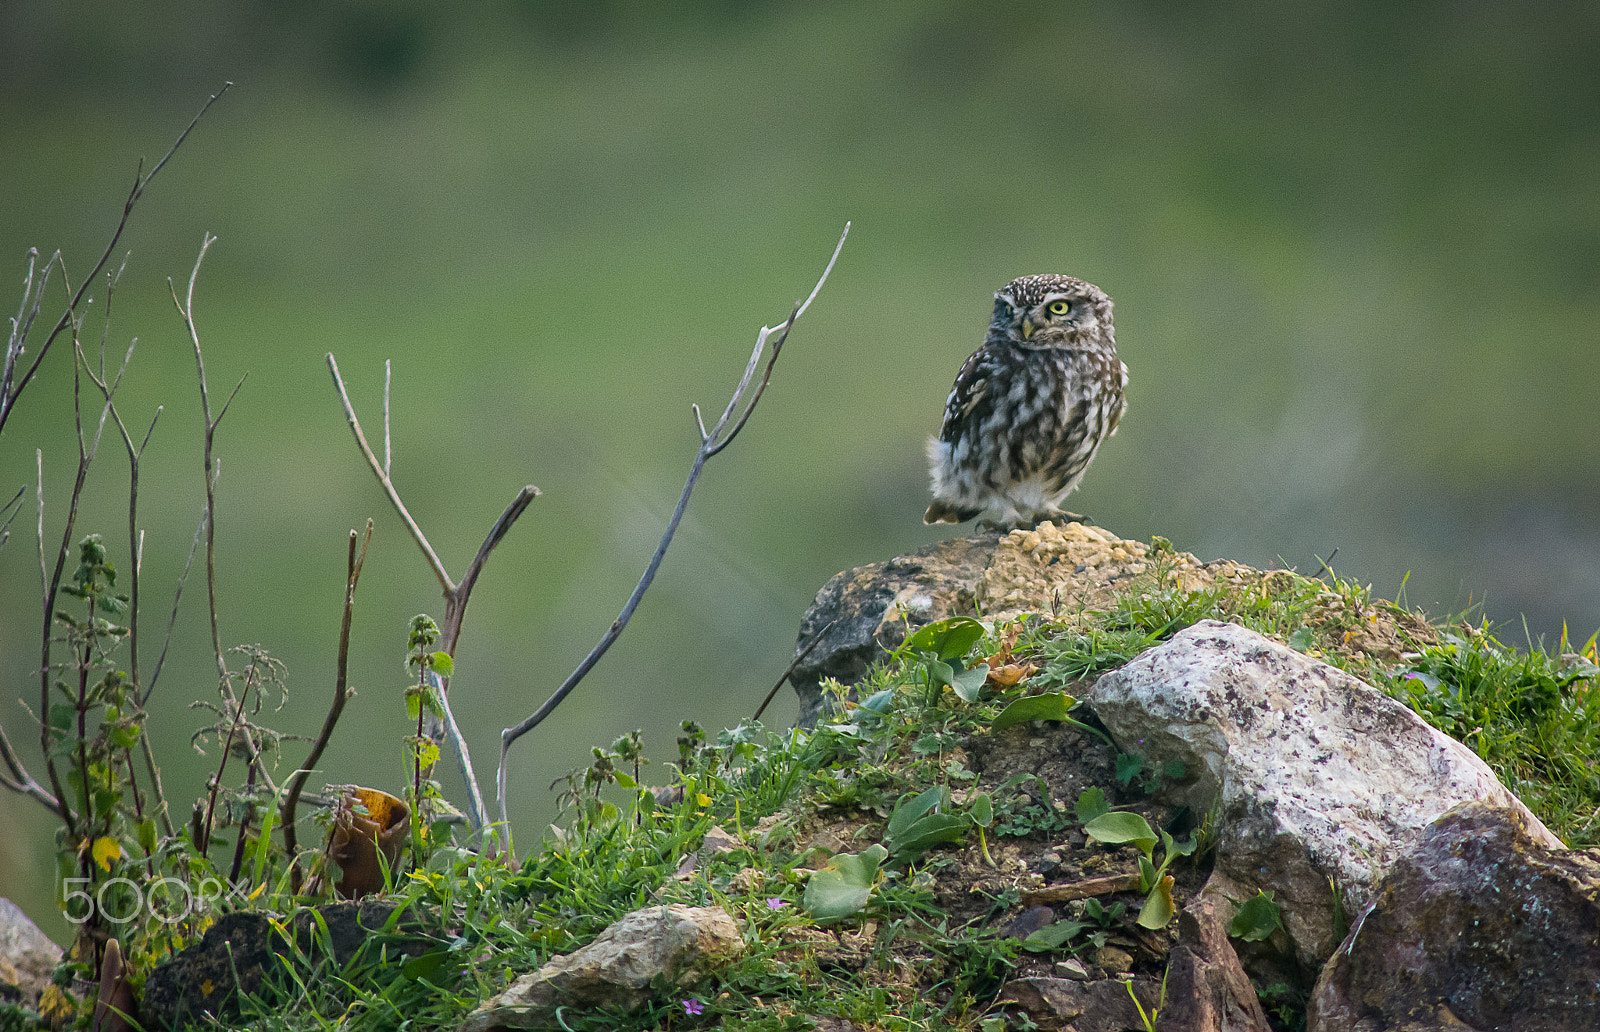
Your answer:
[683,999,706,1017]
[765,897,787,910]
[1401,672,1422,681]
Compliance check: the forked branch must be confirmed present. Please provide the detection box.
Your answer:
[327,355,540,846]
[493,222,850,843]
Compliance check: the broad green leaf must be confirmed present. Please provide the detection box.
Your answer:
[887,814,969,859]
[1137,874,1176,929]
[1075,787,1110,823]
[1228,891,1282,942]
[887,787,947,841]
[951,664,990,703]
[992,691,1073,731]
[1022,920,1091,951]
[1083,811,1158,858]
[803,844,888,921]
[429,651,454,677]
[902,617,986,661]
[859,689,896,713]
[968,792,994,829]
[925,659,954,688]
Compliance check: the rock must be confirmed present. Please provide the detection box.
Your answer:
[1308,801,1600,1032]
[791,525,1264,727]
[1157,896,1272,1032]
[1092,945,1134,974]
[0,898,62,1009]
[461,905,744,1031]
[1052,957,1091,980]
[998,976,1162,1031]
[791,537,997,727]
[142,901,420,1028]
[1088,620,1561,978]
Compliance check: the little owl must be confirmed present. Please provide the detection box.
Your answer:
[924,273,1126,530]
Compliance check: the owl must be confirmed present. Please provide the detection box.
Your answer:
[924,274,1126,530]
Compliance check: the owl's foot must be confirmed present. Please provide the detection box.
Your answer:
[1042,509,1091,526]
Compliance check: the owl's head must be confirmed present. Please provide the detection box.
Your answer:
[988,274,1113,350]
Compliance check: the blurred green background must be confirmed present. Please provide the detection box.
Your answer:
[2,1,1597,937]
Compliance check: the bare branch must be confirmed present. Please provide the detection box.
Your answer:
[0,720,57,813]
[0,83,230,439]
[447,485,541,653]
[326,354,452,593]
[494,223,850,841]
[145,507,205,705]
[751,619,836,724]
[383,359,392,479]
[283,522,373,876]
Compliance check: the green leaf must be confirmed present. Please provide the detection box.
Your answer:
[887,787,947,841]
[430,651,454,677]
[1083,811,1158,858]
[925,659,954,688]
[968,792,994,829]
[1138,854,1158,893]
[902,617,986,661]
[135,818,158,855]
[1228,891,1282,942]
[992,691,1072,731]
[1114,752,1144,787]
[950,663,990,703]
[48,704,75,732]
[803,844,888,921]
[405,688,422,721]
[1288,627,1316,652]
[1022,919,1091,951]
[1074,787,1110,823]
[887,814,969,859]
[1137,874,1176,929]
[859,689,896,714]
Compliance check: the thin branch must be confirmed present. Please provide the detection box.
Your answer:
[0,83,230,439]
[145,507,205,705]
[751,620,836,724]
[0,721,58,812]
[282,522,372,877]
[383,359,392,479]
[327,354,452,593]
[494,222,850,841]
[431,672,488,840]
[0,484,24,551]
[327,359,541,851]
[447,486,540,653]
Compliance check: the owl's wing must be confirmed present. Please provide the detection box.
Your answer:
[938,347,997,443]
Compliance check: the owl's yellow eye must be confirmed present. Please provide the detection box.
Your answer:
[1047,300,1071,317]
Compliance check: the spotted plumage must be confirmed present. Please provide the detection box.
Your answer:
[925,274,1127,529]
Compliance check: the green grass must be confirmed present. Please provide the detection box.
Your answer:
[25,553,1600,1031]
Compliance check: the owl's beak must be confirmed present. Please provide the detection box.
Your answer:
[1020,317,1036,341]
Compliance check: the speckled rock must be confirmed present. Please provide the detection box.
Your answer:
[792,536,997,726]
[791,524,1267,727]
[997,975,1163,1031]
[461,905,744,1030]
[1309,801,1600,1031]
[0,898,61,1010]
[1088,621,1563,980]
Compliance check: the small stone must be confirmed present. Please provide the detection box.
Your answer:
[1053,958,1091,980]
[1093,946,1134,974]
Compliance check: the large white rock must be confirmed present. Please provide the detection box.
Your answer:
[1087,620,1561,972]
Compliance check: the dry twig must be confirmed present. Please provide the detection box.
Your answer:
[493,223,850,845]
[327,355,538,846]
